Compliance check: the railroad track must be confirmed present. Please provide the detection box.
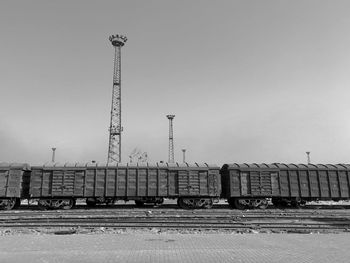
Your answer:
[1,208,350,219]
[1,206,350,233]
[0,218,349,231]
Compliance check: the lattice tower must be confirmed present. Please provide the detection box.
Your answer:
[107,34,127,163]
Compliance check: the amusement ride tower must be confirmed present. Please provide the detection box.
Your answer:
[107,34,127,163]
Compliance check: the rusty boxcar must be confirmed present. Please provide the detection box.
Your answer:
[220,163,350,209]
[29,162,221,209]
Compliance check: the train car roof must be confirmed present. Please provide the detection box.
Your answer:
[31,162,219,169]
[223,163,350,170]
[0,162,31,170]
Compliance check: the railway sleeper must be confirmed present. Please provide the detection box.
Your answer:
[177,197,214,209]
[228,197,269,210]
[38,198,75,210]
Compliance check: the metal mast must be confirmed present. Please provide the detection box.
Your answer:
[108,34,127,163]
[166,115,175,163]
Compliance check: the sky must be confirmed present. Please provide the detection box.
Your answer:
[0,0,350,165]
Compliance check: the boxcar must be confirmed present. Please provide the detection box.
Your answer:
[0,163,30,210]
[220,163,350,209]
[29,162,221,209]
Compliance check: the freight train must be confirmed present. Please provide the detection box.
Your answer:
[0,162,349,210]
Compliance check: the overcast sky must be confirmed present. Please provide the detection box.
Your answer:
[0,1,349,165]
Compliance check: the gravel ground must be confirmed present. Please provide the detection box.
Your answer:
[1,225,349,236]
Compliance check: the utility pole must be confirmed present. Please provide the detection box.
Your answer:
[182,149,186,163]
[306,151,311,164]
[51,147,56,163]
[107,34,127,163]
[166,115,175,163]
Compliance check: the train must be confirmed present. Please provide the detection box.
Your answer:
[0,162,349,210]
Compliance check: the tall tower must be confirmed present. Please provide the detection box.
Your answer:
[166,115,175,163]
[107,34,127,163]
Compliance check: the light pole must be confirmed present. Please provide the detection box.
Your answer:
[182,149,186,163]
[306,151,311,164]
[166,115,175,163]
[51,147,56,163]
[107,34,127,163]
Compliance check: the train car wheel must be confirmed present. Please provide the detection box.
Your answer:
[0,198,16,210]
[257,199,268,209]
[51,200,62,209]
[177,198,194,209]
[61,199,75,210]
[38,199,50,210]
[203,199,214,209]
[234,198,248,210]
[156,198,164,204]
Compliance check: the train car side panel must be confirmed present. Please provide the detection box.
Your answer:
[158,169,168,196]
[0,170,9,196]
[84,169,95,196]
[148,169,158,196]
[279,170,290,197]
[299,170,310,197]
[260,171,273,196]
[168,171,177,196]
[339,171,349,198]
[210,169,221,196]
[239,172,248,195]
[30,167,86,198]
[105,169,116,197]
[29,169,41,197]
[116,168,126,196]
[348,170,350,197]
[51,170,63,196]
[6,169,22,197]
[309,170,320,197]
[95,169,106,196]
[271,172,279,196]
[230,170,241,197]
[199,171,207,195]
[328,171,340,198]
[127,168,137,196]
[74,171,85,196]
[319,171,330,198]
[288,171,299,197]
[137,169,147,196]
